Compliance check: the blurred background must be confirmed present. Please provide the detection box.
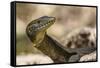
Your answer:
[16,3,96,64]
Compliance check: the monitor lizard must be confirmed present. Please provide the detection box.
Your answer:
[26,16,96,63]
[26,16,77,63]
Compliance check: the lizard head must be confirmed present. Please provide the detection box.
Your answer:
[26,16,56,45]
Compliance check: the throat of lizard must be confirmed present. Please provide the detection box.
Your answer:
[33,31,46,47]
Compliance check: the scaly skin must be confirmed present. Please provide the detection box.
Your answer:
[26,16,77,63]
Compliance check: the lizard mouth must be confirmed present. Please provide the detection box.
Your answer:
[36,19,55,30]
[28,16,55,32]
[26,16,56,38]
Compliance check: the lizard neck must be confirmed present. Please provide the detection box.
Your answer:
[32,31,46,45]
[36,34,76,63]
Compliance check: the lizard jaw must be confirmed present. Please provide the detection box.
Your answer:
[36,18,55,31]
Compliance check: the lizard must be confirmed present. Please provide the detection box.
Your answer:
[26,16,77,63]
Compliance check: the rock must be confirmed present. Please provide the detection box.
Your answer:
[16,54,54,65]
[79,51,96,62]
